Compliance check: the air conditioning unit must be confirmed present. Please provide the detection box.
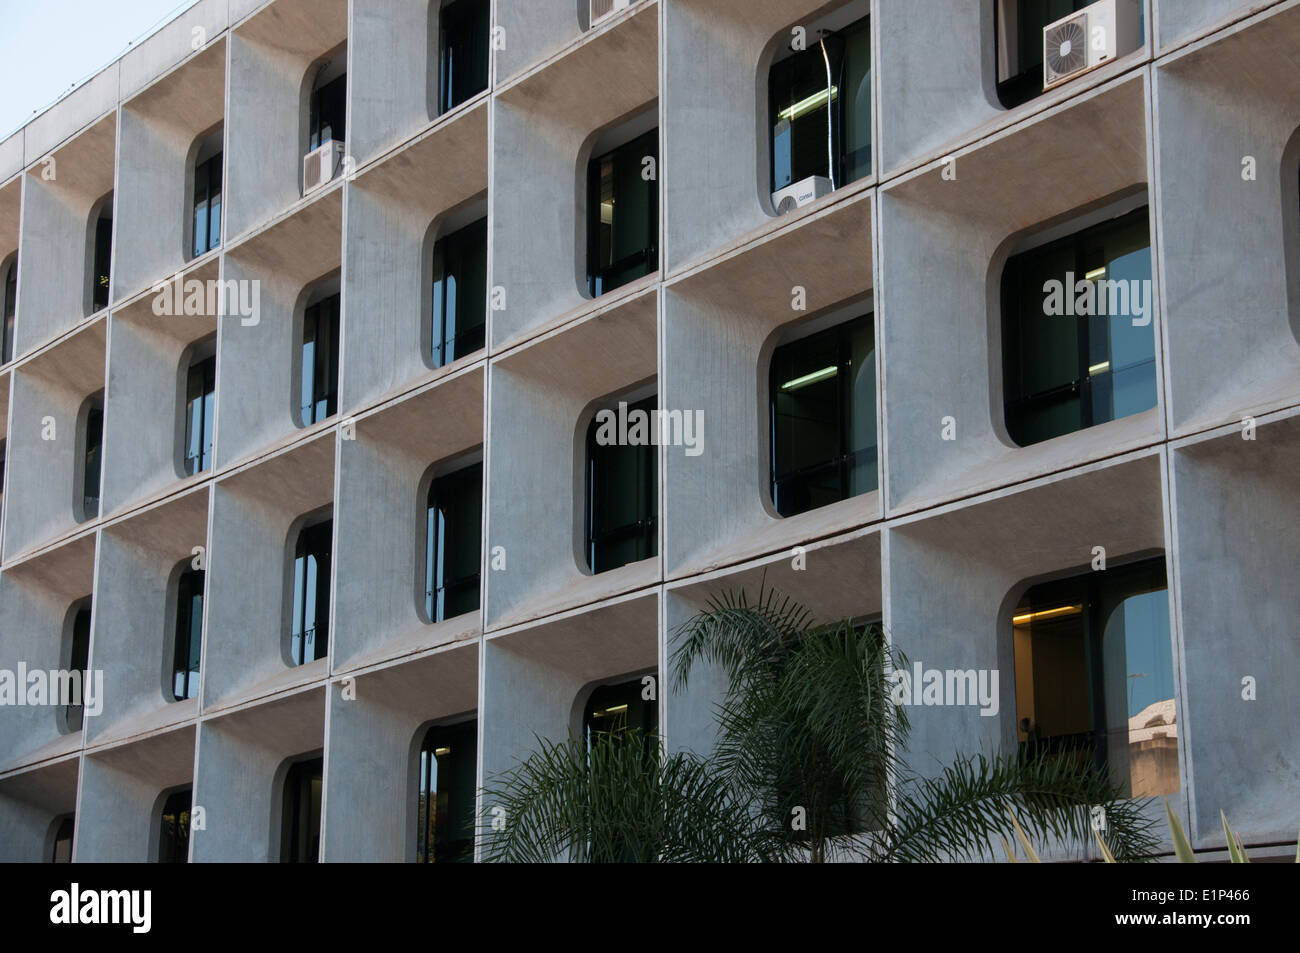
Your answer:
[590,0,632,29]
[772,176,832,215]
[1043,0,1140,91]
[303,140,345,195]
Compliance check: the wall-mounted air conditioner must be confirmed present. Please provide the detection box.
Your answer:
[772,176,832,215]
[1043,0,1140,91]
[590,0,632,29]
[303,140,345,195]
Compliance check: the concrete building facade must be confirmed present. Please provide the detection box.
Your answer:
[0,0,1298,861]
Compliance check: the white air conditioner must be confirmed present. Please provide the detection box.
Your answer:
[772,175,832,215]
[1043,0,1140,90]
[303,140,345,195]
[590,0,632,29]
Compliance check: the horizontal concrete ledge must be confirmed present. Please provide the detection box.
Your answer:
[497,0,658,95]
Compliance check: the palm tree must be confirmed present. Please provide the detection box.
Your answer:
[480,585,1160,862]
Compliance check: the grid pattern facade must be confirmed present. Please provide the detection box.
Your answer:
[0,0,1298,862]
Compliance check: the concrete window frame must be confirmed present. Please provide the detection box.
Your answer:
[290,271,343,430]
[415,446,484,626]
[271,749,325,863]
[73,389,105,524]
[172,332,218,480]
[84,191,114,318]
[281,505,335,669]
[301,43,349,177]
[758,294,876,521]
[57,595,93,735]
[1278,124,1300,348]
[149,784,193,863]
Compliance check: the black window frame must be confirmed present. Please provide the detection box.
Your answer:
[300,293,340,426]
[430,216,487,368]
[281,756,324,863]
[768,312,877,518]
[157,788,192,863]
[290,517,332,667]
[415,719,477,863]
[586,128,658,298]
[79,394,104,521]
[438,0,490,115]
[308,71,347,152]
[424,462,482,624]
[584,393,658,574]
[1000,204,1156,447]
[171,566,204,702]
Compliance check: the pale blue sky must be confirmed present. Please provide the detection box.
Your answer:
[0,0,199,139]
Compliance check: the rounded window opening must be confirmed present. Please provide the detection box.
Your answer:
[177,333,217,477]
[423,197,487,370]
[286,509,333,667]
[766,0,871,215]
[188,126,224,260]
[580,383,658,574]
[582,107,658,299]
[74,390,104,522]
[294,275,341,428]
[419,452,483,624]
[59,597,93,734]
[86,192,113,316]
[414,716,477,863]
[166,558,205,702]
[766,304,877,518]
[432,0,490,117]
[2,251,17,364]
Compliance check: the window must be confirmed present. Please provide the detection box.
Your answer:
[308,60,346,151]
[2,254,15,364]
[438,0,489,114]
[51,816,74,862]
[192,133,223,258]
[158,789,192,863]
[769,312,877,518]
[425,462,482,623]
[281,757,323,863]
[583,677,657,749]
[90,196,113,314]
[585,393,657,574]
[995,0,1145,109]
[64,600,92,732]
[183,342,216,475]
[171,566,204,702]
[430,217,487,367]
[769,4,871,197]
[416,719,476,863]
[0,440,6,532]
[290,517,332,666]
[78,394,104,521]
[1001,204,1156,447]
[1013,556,1178,798]
[300,293,340,425]
[586,127,658,297]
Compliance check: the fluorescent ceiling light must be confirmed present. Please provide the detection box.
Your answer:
[781,366,838,391]
[1088,360,1111,375]
[1013,604,1083,626]
[778,86,839,122]
[1085,266,1107,280]
[434,747,451,756]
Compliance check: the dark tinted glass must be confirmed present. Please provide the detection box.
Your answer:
[1002,206,1156,446]
[301,294,340,425]
[585,395,658,573]
[769,15,871,192]
[426,463,482,622]
[192,152,223,257]
[770,314,877,517]
[172,568,204,701]
[416,720,477,863]
[158,789,192,863]
[291,520,332,666]
[440,0,490,113]
[184,354,216,474]
[92,210,112,312]
[282,757,323,862]
[51,817,74,862]
[431,217,487,367]
[3,256,16,364]
[66,604,91,731]
[83,402,103,518]
[309,74,346,150]
[587,129,658,297]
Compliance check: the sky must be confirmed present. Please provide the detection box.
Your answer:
[0,0,199,140]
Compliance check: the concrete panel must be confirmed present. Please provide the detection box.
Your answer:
[119,0,231,102]
[88,489,208,747]
[115,42,227,302]
[1169,412,1300,847]
[191,687,324,861]
[1155,5,1300,436]
[74,726,195,862]
[0,142,21,201]
[342,102,487,412]
[23,66,119,165]
[663,190,876,578]
[204,435,334,710]
[495,0,582,83]
[334,366,483,671]
[0,535,96,770]
[490,4,657,348]
[485,291,658,629]
[0,757,79,861]
[1155,0,1278,49]
[321,643,477,861]
[2,324,107,559]
[15,116,117,354]
[349,0,442,165]
[878,74,1159,516]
